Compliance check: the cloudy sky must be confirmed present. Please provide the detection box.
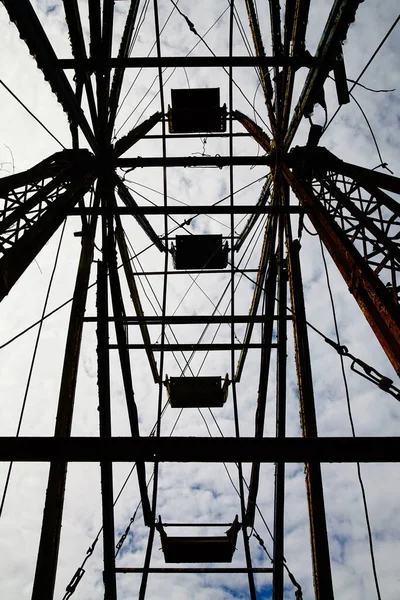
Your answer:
[0,1,399,599]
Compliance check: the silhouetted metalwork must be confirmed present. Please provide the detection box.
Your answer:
[0,1,399,599]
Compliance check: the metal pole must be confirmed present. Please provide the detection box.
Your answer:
[31,197,98,600]
[97,259,117,600]
[272,209,288,600]
[287,236,334,600]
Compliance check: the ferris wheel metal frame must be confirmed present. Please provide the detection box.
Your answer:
[0,1,399,599]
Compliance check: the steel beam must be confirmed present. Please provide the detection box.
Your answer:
[284,165,400,376]
[235,176,272,251]
[114,112,162,157]
[115,568,273,573]
[235,214,278,381]
[57,56,315,69]
[245,259,277,527]
[273,216,288,600]
[31,193,99,600]
[0,171,94,301]
[117,156,273,168]
[108,225,152,525]
[282,0,311,133]
[111,343,278,351]
[288,238,333,600]
[0,436,399,462]
[1,0,96,150]
[0,150,91,195]
[62,0,98,127]
[108,0,141,133]
[69,205,309,215]
[84,315,285,324]
[306,147,400,196]
[115,221,160,383]
[244,0,277,135]
[268,0,283,126]
[233,110,271,153]
[115,177,165,252]
[97,259,117,600]
[284,0,364,150]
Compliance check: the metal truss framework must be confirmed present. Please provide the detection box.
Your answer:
[0,2,398,600]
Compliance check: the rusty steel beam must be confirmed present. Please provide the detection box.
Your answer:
[235,214,277,383]
[108,0,141,133]
[282,0,311,133]
[69,205,309,215]
[244,260,277,533]
[235,176,272,251]
[0,173,66,237]
[284,165,400,375]
[115,220,160,383]
[307,147,400,196]
[1,436,399,463]
[233,110,271,153]
[268,0,283,127]
[1,0,96,150]
[312,172,400,267]
[62,0,98,127]
[57,56,315,69]
[114,176,165,252]
[0,171,95,301]
[287,236,334,600]
[272,195,289,600]
[110,342,278,351]
[244,0,277,135]
[114,112,162,157]
[108,224,152,526]
[284,0,364,150]
[0,151,92,235]
[117,155,274,168]
[243,261,277,531]
[0,150,91,196]
[31,192,99,600]
[235,217,278,382]
[84,315,284,325]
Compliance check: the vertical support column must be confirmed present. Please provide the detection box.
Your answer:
[245,254,277,527]
[287,237,334,600]
[32,202,98,600]
[229,3,256,597]
[108,232,152,525]
[97,259,117,600]
[272,209,288,600]
[138,2,166,596]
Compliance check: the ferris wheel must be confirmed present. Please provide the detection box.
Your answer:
[0,2,399,599]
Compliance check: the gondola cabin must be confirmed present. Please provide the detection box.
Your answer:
[165,375,230,408]
[172,234,229,270]
[168,88,227,133]
[156,516,240,563]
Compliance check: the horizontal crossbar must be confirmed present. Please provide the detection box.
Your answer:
[115,568,273,573]
[69,205,309,215]
[0,437,398,462]
[57,56,314,69]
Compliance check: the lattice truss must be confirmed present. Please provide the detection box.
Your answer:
[310,168,400,304]
[0,152,93,255]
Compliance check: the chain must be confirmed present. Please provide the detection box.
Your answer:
[115,508,139,557]
[323,337,400,400]
[253,531,303,599]
[62,536,100,599]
